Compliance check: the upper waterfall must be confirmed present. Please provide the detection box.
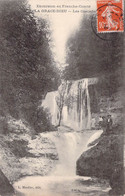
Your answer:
[42,78,98,131]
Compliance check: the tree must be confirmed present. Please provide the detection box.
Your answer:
[56,81,67,126]
[64,14,124,80]
[0,0,59,133]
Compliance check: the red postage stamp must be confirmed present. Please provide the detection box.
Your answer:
[97,0,124,32]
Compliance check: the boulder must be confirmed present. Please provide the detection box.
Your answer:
[0,169,15,195]
[76,130,124,195]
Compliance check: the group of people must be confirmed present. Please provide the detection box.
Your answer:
[99,115,113,133]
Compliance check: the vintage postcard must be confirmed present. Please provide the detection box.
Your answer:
[0,0,124,196]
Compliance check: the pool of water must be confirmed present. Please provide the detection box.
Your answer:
[13,175,110,196]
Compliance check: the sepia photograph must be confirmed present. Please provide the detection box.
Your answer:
[0,0,124,195]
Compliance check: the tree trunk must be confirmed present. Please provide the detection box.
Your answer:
[58,108,63,126]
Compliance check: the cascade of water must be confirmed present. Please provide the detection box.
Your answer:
[13,129,104,196]
[47,131,96,176]
[85,79,91,129]
[42,91,59,125]
[42,78,98,130]
[61,79,91,130]
[43,128,103,177]
[52,132,78,176]
[41,79,100,177]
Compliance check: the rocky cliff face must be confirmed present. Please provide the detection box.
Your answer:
[0,169,15,196]
[76,68,124,195]
[76,127,124,195]
[89,68,123,128]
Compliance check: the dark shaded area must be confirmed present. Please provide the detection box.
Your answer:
[5,140,33,158]
[96,68,123,97]
[76,126,124,195]
[0,0,60,133]
[64,14,124,80]
[0,169,15,196]
[88,85,99,113]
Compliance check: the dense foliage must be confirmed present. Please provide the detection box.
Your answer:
[0,0,59,133]
[64,14,124,80]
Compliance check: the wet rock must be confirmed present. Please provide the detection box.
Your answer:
[0,169,15,195]
[76,129,124,195]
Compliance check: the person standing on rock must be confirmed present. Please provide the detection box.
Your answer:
[107,115,113,131]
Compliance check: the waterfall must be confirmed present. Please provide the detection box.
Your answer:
[41,77,99,176]
[51,132,83,176]
[43,129,102,177]
[13,77,106,196]
[42,91,59,125]
[13,129,104,196]
[42,78,98,130]
[85,79,91,129]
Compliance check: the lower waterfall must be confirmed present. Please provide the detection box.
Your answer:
[45,129,103,176]
[53,132,81,176]
[13,129,106,196]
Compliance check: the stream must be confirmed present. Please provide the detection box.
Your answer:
[13,128,110,196]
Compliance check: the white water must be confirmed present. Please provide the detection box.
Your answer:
[14,175,111,196]
[13,77,107,196]
[47,130,103,176]
[42,91,59,125]
[62,79,91,130]
[14,175,110,196]
[42,78,98,130]
[13,129,105,196]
